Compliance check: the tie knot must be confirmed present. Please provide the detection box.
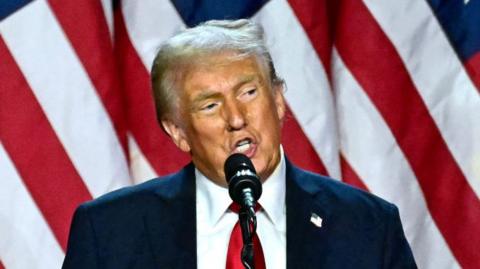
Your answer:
[229,202,261,214]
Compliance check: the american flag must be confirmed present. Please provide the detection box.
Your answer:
[0,0,479,268]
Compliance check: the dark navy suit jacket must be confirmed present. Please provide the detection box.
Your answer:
[62,159,417,268]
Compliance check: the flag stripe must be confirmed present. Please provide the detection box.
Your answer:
[0,0,131,197]
[114,6,190,176]
[47,0,128,155]
[0,260,4,269]
[287,0,332,78]
[282,0,374,190]
[0,143,64,269]
[284,0,372,190]
[127,133,157,183]
[281,108,328,175]
[120,0,183,73]
[339,155,368,191]
[332,49,459,269]
[335,1,480,267]
[0,37,92,249]
[465,52,480,92]
[100,0,114,39]
[254,0,340,178]
[363,0,480,197]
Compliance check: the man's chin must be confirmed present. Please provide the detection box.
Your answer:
[252,161,271,182]
[254,154,281,181]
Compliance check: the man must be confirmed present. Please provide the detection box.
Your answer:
[63,19,417,268]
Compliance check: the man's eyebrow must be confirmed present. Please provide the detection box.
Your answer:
[191,75,260,104]
[191,91,222,105]
[236,75,257,88]
[231,74,262,93]
[188,74,259,108]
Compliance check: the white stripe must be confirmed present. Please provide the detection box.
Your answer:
[128,133,158,183]
[332,49,460,269]
[0,142,64,269]
[363,0,480,197]
[120,1,185,183]
[100,0,114,41]
[121,0,185,70]
[254,0,341,178]
[0,0,131,198]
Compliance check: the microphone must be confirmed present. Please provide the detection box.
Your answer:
[224,153,262,211]
[224,153,262,269]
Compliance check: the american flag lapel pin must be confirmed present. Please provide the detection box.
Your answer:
[310,212,323,228]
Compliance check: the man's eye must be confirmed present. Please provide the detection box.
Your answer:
[240,88,257,100]
[201,102,218,111]
[246,88,257,95]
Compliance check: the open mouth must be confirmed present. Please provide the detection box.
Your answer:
[235,138,253,153]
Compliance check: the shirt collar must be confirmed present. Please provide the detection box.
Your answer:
[196,167,232,228]
[195,147,286,229]
[258,149,286,228]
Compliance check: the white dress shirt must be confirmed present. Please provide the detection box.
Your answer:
[196,152,287,269]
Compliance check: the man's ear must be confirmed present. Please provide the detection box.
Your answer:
[273,84,286,122]
[161,119,191,152]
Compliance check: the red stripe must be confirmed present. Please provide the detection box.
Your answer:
[0,38,93,250]
[465,52,480,93]
[47,0,128,156]
[282,107,328,175]
[0,260,4,269]
[287,0,368,187]
[114,7,190,175]
[334,1,480,267]
[340,155,369,192]
[287,0,333,80]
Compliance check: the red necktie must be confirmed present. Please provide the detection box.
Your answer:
[226,203,266,269]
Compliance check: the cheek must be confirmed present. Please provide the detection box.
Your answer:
[260,103,282,130]
[190,118,226,145]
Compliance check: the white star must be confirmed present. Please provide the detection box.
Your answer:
[464,0,470,5]
[310,212,323,228]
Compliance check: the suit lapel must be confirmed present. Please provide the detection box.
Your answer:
[286,160,334,268]
[143,163,197,269]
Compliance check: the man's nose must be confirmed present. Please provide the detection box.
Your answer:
[224,100,247,131]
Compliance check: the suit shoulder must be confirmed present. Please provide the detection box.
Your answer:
[85,175,167,207]
[80,164,194,214]
[291,165,397,216]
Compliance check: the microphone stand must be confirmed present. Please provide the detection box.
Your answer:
[238,206,257,269]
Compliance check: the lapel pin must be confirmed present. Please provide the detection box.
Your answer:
[310,212,323,228]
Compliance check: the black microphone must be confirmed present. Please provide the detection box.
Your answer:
[224,153,262,269]
[224,153,262,210]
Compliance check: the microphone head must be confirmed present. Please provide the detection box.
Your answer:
[224,153,262,204]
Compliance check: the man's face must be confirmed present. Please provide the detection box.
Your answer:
[162,54,286,187]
